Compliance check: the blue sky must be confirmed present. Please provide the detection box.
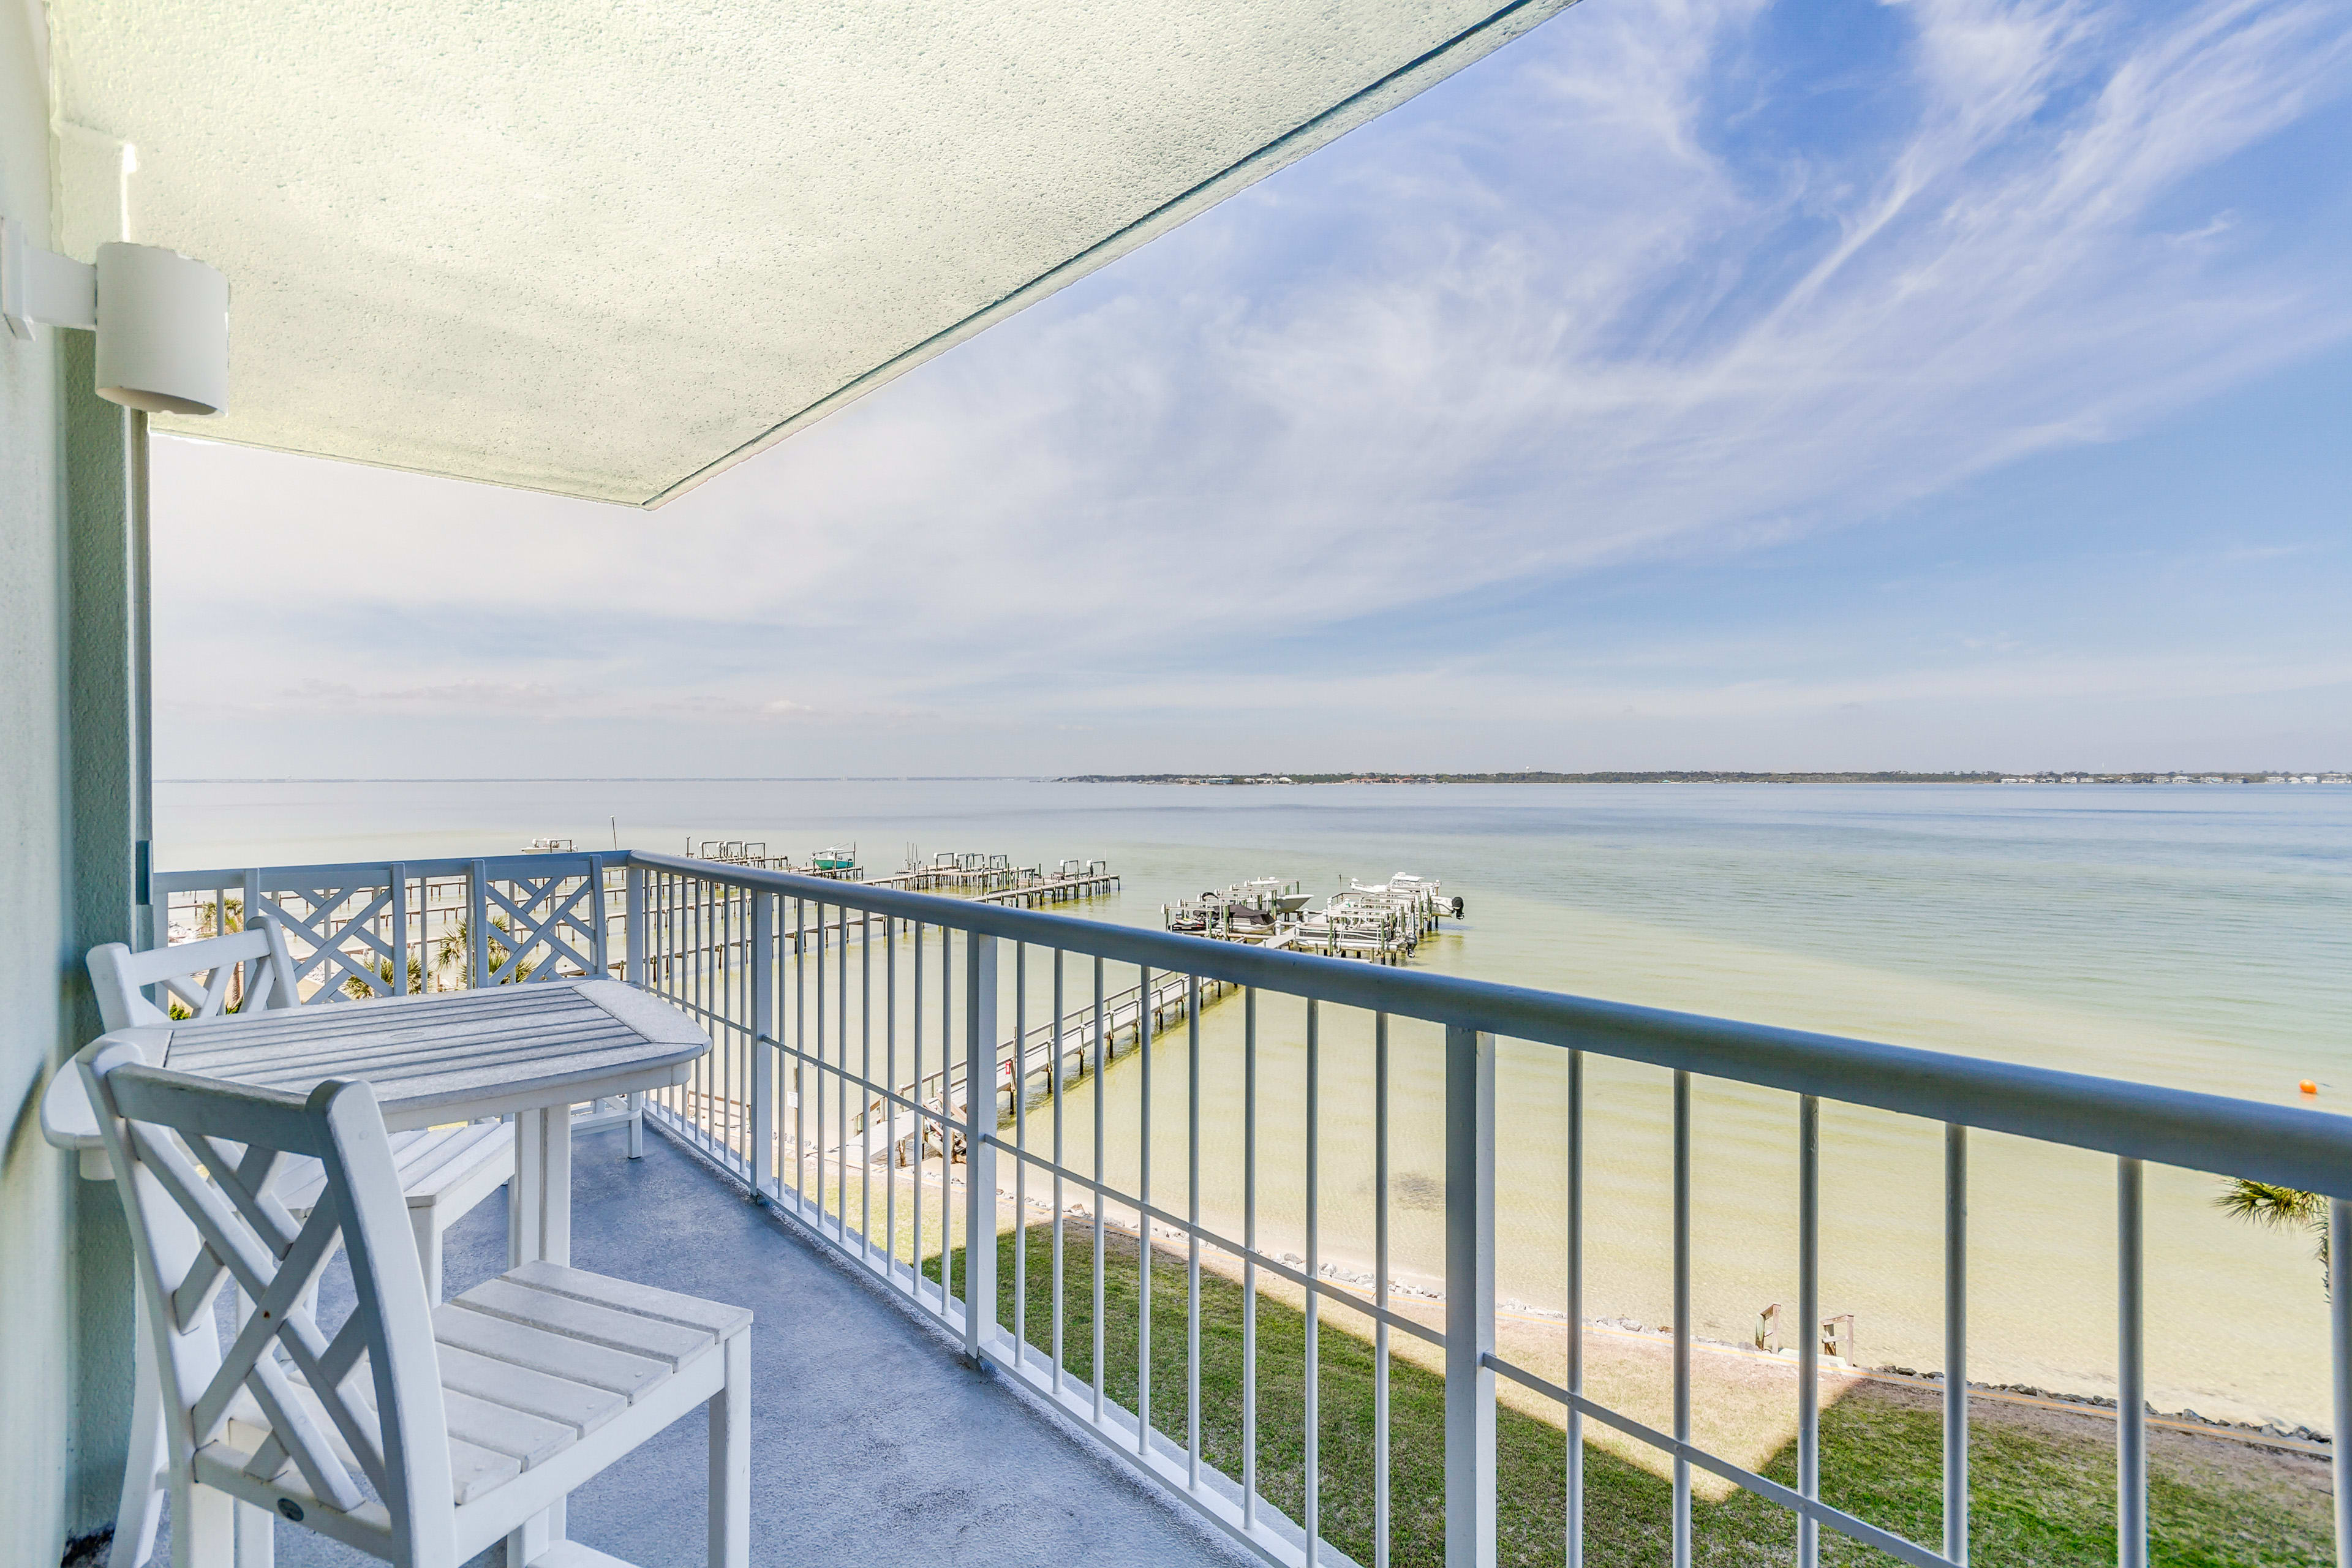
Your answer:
[154,0,2352,777]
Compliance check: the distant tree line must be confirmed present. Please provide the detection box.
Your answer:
[1056,770,2010,784]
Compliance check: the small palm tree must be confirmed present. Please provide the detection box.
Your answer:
[344,953,428,1000]
[194,898,245,938]
[2217,1178,2329,1290]
[435,916,533,986]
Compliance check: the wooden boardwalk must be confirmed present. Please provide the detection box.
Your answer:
[870,862,1117,901]
[971,869,1120,908]
[803,965,1241,1169]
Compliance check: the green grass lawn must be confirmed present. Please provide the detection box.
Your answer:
[930,1221,2332,1567]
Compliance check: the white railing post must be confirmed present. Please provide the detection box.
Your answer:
[1945,1125,1969,1564]
[2333,1199,2351,1568]
[625,862,646,987]
[588,854,610,979]
[751,889,775,1197]
[965,931,1000,1362]
[390,862,409,995]
[1444,1024,1496,1568]
[2117,1157,2146,1568]
[468,859,489,988]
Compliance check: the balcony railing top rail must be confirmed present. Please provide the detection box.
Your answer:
[625,851,2352,1199]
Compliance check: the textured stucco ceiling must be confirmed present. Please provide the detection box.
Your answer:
[45,1,1570,506]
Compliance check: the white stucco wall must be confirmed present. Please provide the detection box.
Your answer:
[0,3,75,1563]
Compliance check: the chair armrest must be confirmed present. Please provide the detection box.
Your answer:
[45,1025,172,1178]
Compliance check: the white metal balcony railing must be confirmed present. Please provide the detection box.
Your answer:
[147,848,2352,1568]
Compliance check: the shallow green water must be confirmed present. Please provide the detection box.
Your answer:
[160,778,2352,1425]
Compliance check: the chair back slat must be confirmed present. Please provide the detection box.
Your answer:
[89,914,303,1029]
[200,1137,303,1256]
[190,1205,344,1439]
[78,1036,458,1562]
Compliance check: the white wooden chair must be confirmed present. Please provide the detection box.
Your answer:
[77,1032,751,1568]
[83,918,519,1297]
[47,919,517,1568]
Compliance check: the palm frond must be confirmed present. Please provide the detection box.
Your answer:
[2214,1178,2324,1229]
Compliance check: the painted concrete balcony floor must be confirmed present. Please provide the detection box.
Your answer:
[137,1125,1251,1568]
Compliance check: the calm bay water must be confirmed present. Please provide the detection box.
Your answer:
[159,778,2352,1426]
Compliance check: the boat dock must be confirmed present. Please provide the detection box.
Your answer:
[693,840,866,880]
[1167,872,1460,965]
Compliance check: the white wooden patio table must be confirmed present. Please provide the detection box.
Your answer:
[52,978,709,1568]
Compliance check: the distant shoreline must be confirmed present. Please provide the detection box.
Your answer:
[1055,770,2351,785]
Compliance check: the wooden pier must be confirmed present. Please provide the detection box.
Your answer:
[972,867,1120,908]
[818,963,1239,1166]
[871,854,1113,897]
[634,854,1120,980]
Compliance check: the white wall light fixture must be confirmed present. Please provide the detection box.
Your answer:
[2,216,228,415]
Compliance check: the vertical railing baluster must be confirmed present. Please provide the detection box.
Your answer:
[1443,1024,1497,1568]
[467,859,488,987]
[964,931,998,1362]
[942,922,956,1317]
[1014,943,1028,1367]
[720,883,734,1167]
[1051,948,1066,1392]
[886,916,899,1287]
[1139,963,1155,1457]
[390,862,409,995]
[1375,1011,1392,1568]
[2332,1199,2351,1568]
[913,922,926,1304]
[1672,1070,1692,1568]
[751,892,774,1196]
[715,882,729,1167]
[1093,956,1107,1427]
[696,879,709,1136]
[1186,973,1202,1490]
[2117,1158,2146,1568]
[1565,1048,1583,1568]
[815,900,827,1217]
[1798,1095,1820,1568]
[587,854,608,982]
[837,900,850,1240]
[1243,986,1259,1532]
[688,876,704,1148]
[794,895,807,1201]
[625,863,646,987]
[1945,1124,1969,1564]
[860,910,873,1257]
[1305,998,1321,1565]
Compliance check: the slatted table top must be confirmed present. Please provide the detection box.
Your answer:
[158,979,708,1130]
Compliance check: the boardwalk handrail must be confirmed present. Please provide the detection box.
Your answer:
[625,851,2352,1198]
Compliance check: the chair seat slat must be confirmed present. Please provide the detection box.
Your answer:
[429,1303,669,1400]
[440,1387,578,1469]
[452,1278,714,1368]
[506,1259,752,1339]
[432,1344,629,1438]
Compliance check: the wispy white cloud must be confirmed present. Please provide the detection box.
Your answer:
[153,0,2352,771]
[183,678,911,725]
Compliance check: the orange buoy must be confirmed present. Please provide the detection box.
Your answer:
[2300,1079,2320,1096]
